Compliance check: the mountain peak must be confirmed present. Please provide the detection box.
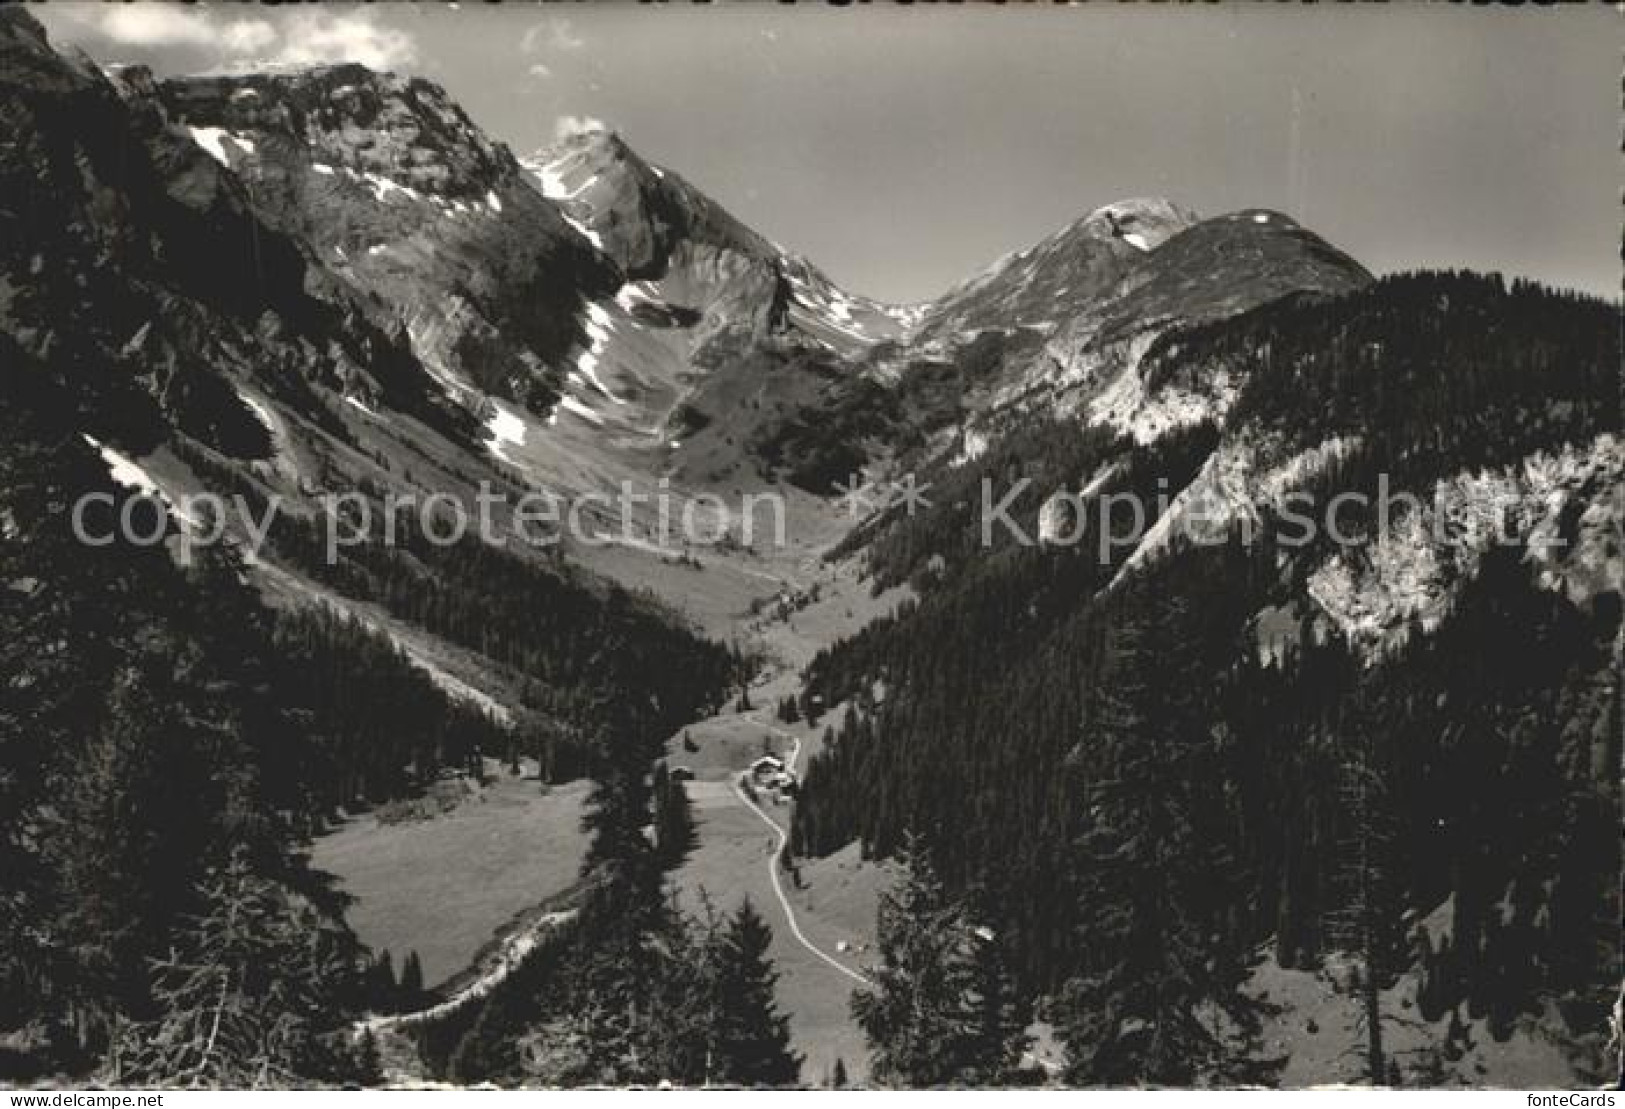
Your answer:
[159,64,519,204]
[546,121,624,151]
[1080,197,1200,252]
[522,126,778,280]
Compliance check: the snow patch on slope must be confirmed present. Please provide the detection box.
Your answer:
[521,149,602,247]
[613,281,661,312]
[360,171,422,204]
[483,401,529,465]
[82,435,199,527]
[84,435,160,498]
[236,389,278,436]
[188,126,254,167]
[553,395,606,428]
[561,213,602,250]
[525,151,595,202]
[570,302,624,405]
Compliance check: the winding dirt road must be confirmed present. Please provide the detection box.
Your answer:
[734,718,873,990]
[357,909,576,1038]
[353,712,871,1082]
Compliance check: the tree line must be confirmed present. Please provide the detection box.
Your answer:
[790,272,1620,1084]
[0,350,742,1083]
[0,373,374,1083]
[420,699,802,1086]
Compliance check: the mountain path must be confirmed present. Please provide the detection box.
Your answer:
[357,909,577,1037]
[732,715,873,990]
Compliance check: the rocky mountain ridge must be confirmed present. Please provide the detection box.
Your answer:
[46,27,1376,523]
[10,4,1608,678]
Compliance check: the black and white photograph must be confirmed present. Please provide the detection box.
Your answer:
[0,0,1618,1093]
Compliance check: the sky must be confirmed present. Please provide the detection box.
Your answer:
[37,2,1619,303]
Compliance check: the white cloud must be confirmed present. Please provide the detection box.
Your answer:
[553,115,608,141]
[521,16,584,55]
[261,11,418,71]
[56,4,416,72]
[527,62,553,80]
[84,4,222,47]
[59,3,271,52]
[220,19,278,56]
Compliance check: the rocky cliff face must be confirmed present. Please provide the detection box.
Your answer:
[0,8,464,461]
[525,128,916,364]
[7,3,1597,653]
[56,38,1365,513]
[152,64,618,418]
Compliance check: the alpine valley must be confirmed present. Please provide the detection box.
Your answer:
[0,8,1617,1090]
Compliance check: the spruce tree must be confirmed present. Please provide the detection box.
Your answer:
[371,951,398,1009]
[353,1030,384,1087]
[564,699,688,1083]
[1057,590,1252,1085]
[964,922,1031,1085]
[55,657,221,1030]
[1327,685,1407,1085]
[708,900,800,1087]
[652,762,697,868]
[851,836,1021,1086]
[117,847,354,1088]
[400,951,425,1006]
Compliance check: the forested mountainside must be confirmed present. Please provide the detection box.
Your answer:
[0,362,371,1083]
[0,5,736,753]
[791,272,1621,1083]
[406,710,803,1088]
[0,10,738,1083]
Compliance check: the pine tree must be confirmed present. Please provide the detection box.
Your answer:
[1327,701,1405,1086]
[371,951,398,1009]
[353,1029,383,1087]
[55,657,221,1032]
[830,1057,850,1088]
[851,835,1020,1086]
[652,762,697,868]
[563,701,686,1084]
[116,847,354,1088]
[707,900,800,1087]
[964,921,1031,1085]
[400,951,425,1006]
[1058,591,1252,1085]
